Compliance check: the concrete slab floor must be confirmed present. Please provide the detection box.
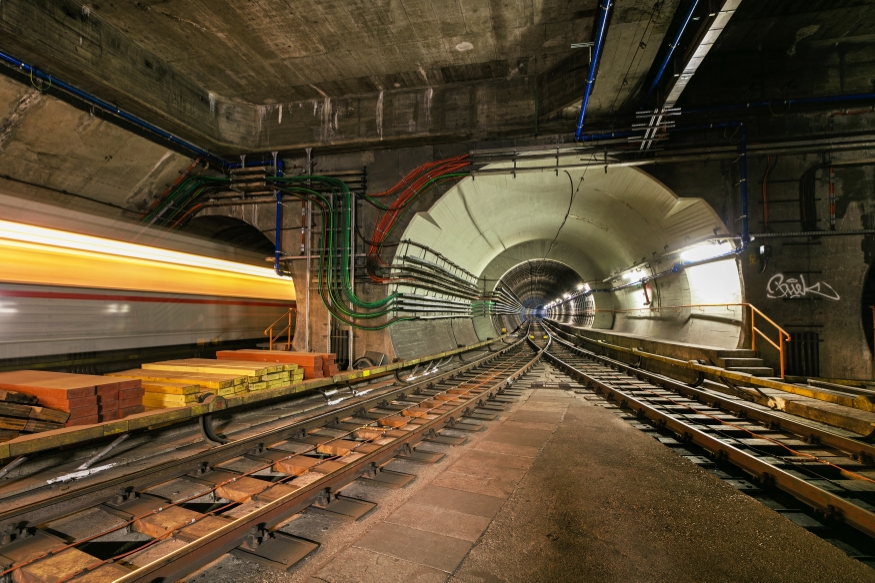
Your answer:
[185,375,875,583]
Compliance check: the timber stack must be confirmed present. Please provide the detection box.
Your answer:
[217,349,339,379]
[0,371,145,433]
[108,357,302,408]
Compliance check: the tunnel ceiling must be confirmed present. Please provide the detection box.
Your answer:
[7,0,871,154]
[399,159,729,285]
[496,259,582,309]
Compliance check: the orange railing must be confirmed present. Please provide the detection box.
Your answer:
[576,303,791,378]
[748,304,791,379]
[264,308,295,351]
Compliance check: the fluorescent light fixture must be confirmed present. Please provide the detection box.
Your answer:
[622,271,638,281]
[563,293,571,299]
[680,241,734,263]
[576,283,584,290]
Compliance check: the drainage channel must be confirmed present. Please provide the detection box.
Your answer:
[0,340,539,583]
[538,323,875,569]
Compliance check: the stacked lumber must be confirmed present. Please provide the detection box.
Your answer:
[107,357,301,408]
[0,371,144,427]
[217,350,322,380]
[0,389,69,441]
[316,353,340,376]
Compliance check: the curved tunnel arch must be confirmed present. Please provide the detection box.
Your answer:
[391,158,745,353]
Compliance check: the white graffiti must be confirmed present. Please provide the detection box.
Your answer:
[766,273,840,301]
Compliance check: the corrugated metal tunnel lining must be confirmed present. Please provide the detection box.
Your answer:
[390,160,744,355]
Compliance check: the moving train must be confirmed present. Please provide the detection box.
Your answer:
[0,195,296,361]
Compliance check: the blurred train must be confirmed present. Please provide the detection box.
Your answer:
[0,194,296,362]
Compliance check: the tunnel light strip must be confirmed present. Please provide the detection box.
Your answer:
[0,219,283,280]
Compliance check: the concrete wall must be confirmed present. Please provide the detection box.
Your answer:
[650,120,875,380]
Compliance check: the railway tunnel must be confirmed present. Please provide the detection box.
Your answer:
[1,1,875,581]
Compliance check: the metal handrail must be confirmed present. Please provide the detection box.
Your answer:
[572,302,791,378]
[264,308,295,351]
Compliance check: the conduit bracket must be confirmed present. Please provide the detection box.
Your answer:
[77,433,129,470]
[687,360,707,388]
[199,393,230,445]
[0,456,27,481]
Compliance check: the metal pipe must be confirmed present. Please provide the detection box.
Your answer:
[739,125,749,242]
[641,0,700,106]
[751,229,875,238]
[77,434,129,470]
[575,0,612,140]
[0,50,227,167]
[305,148,313,353]
[683,90,875,116]
[349,186,355,369]
[274,153,284,276]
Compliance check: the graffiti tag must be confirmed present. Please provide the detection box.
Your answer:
[766,273,840,301]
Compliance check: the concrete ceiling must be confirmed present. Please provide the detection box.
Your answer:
[0,0,681,154]
[86,0,593,103]
[2,1,874,157]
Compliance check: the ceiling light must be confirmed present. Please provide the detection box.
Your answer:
[680,241,734,263]
[576,283,584,290]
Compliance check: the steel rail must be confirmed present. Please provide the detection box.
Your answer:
[540,329,875,538]
[544,321,873,414]
[0,336,526,528]
[115,344,542,582]
[541,321,875,458]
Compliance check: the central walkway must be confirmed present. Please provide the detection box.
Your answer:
[190,364,875,583]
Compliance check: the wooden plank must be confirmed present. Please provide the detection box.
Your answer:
[143,359,269,377]
[0,390,38,404]
[15,547,98,583]
[23,419,64,432]
[106,369,236,389]
[133,506,203,538]
[0,417,27,431]
[143,393,198,407]
[37,397,97,414]
[217,350,320,367]
[29,406,70,424]
[143,381,201,395]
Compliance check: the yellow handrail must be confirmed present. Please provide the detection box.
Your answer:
[573,302,791,378]
[264,308,295,351]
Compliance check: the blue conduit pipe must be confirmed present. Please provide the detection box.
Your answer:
[640,0,700,107]
[0,50,228,167]
[738,124,749,242]
[575,0,612,141]
[274,156,285,276]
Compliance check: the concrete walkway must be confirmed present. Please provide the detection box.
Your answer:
[191,375,875,583]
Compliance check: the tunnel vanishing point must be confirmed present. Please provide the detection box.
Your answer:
[2,1,875,582]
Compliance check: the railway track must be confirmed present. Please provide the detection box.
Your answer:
[6,319,875,580]
[534,320,875,563]
[0,332,541,582]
